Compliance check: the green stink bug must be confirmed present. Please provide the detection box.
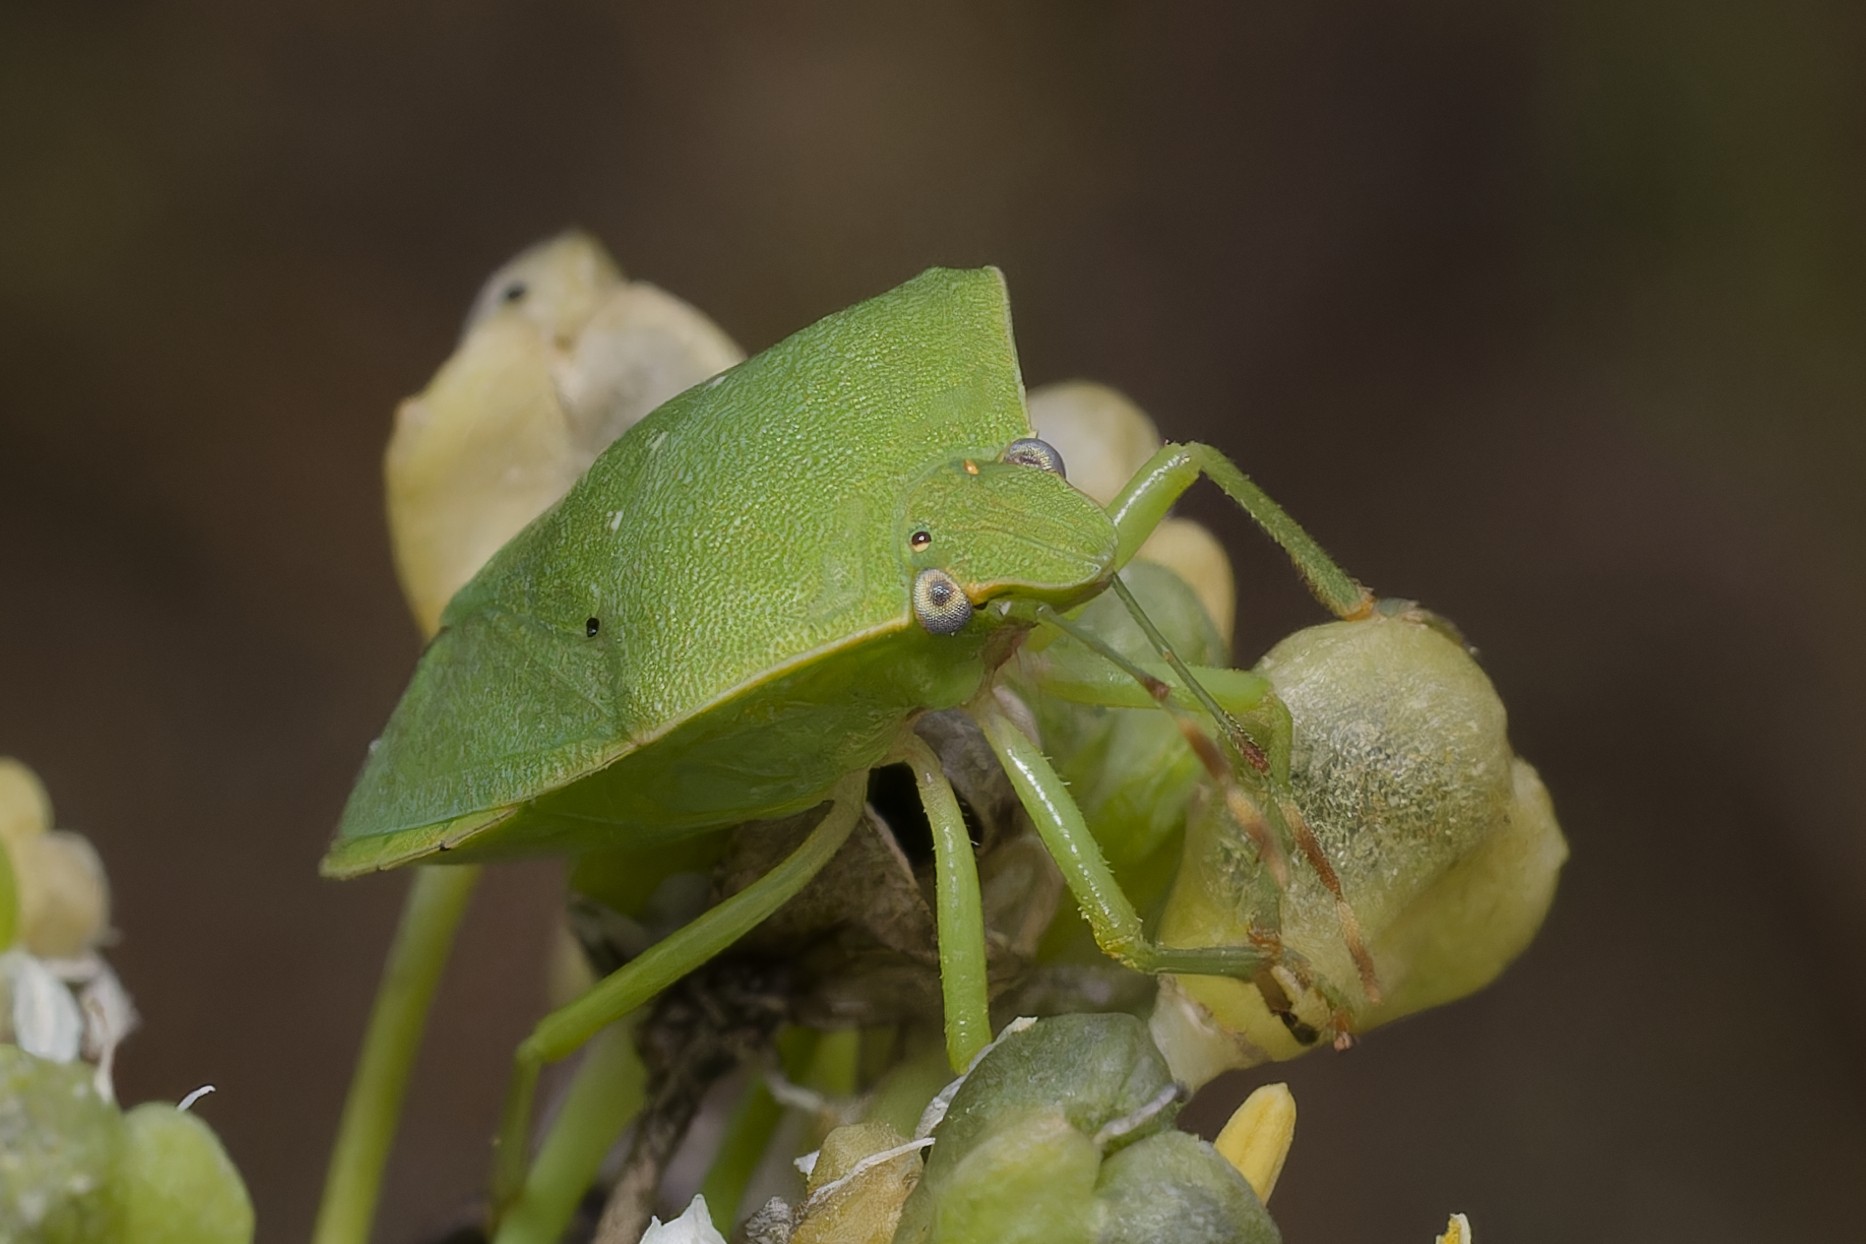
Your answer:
[322,267,1371,1212]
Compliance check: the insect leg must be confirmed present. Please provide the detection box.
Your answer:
[1024,632,1381,1007]
[488,774,865,1222]
[889,732,991,1070]
[1106,442,1373,619]
[1106,576,1380,1001]
[971,698,1275,980]
[1231,687,1382,1005]
[1038,594,1292,885]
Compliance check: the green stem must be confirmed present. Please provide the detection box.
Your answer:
[491,1019,647,1244]
[696,1028,819,1231]
[313,865,480,1244]
[806,1026,862,1100]
[0,835,18,950]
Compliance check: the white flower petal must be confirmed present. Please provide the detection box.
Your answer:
[640,1194,728,1244]
[4,949,83,1062]
[77,961,138,1061]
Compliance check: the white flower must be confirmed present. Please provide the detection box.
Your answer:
[639,1195,728,1244]
[2,948,83,1062]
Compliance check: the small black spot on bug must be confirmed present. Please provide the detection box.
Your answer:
[585,617,601,638]
[501,281,528,304]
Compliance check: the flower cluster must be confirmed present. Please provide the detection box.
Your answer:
[0,758,254,1244]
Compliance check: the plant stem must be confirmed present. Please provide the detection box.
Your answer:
[492,1019,646,1244]
[696,1027,821,1230]
[313,865,480,1244]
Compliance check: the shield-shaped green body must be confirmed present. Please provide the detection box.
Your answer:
[324,268,1115,877]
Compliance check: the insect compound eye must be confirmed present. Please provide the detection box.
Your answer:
[585,617,601,638]
[909,529,933,551]
[912,568,973,635]
[1001,437,1066,478]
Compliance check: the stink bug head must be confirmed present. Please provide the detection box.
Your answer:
[902,453,1117,633]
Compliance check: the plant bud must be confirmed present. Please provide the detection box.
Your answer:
[10,831,111,959]
[1026,381,1162,507]
[894,1014,1279,1243]
[110,1103,254,1244]
[790,1121,923,1244]
[389,232,741,636]
[0,757,54,849]
[1152,607,1567,1086]
[0,1044,122,1242]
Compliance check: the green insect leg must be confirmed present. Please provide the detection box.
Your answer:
[488,774,866,1223]
[1107,442,1373,619]
[971,698,1275,981]
[1026,641,1380,1010]
[890,733,991,1070]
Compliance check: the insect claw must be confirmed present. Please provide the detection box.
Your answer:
[1280,1014,1321,1046]
[1249,964,1318,1045]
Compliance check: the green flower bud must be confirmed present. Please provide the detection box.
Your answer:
[1153,608,1567,1085]
[1096,1131,1279,1244]
[0,1045,123,1243]
[9,831,111,960]
[110,1102,255,1244]
[0,759,112,958]
[894,1014,1279,1243]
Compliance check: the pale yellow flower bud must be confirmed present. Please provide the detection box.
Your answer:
[387,232,743,636]
[1026,380,1163,506]
[0,756,53,848]
[1213,1082,1297,1202]
[11,830,111,959]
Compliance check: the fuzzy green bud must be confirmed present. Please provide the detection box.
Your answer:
[1153,607,1567,1085]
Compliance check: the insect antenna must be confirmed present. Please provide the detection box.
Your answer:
[1106,575,1381,1006]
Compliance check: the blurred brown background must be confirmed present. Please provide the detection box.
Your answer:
[3,3,1862,1240]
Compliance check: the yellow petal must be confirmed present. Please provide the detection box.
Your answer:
[1212,1081,1296,1202]
[1437,1212,1473,1244]
[386,314,576,635]
[557,281,744,457]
